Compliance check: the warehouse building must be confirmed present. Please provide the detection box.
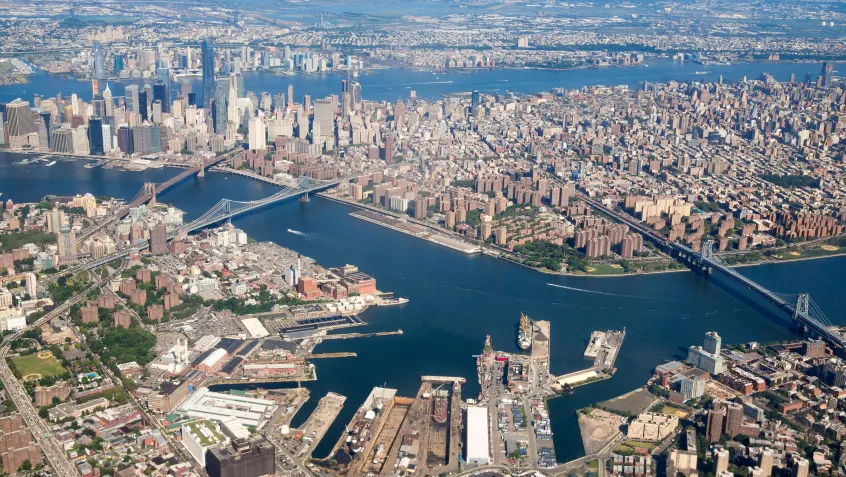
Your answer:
[466,406,490,465]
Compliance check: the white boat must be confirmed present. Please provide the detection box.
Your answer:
[45,161,57,167]
[378,297,409,306]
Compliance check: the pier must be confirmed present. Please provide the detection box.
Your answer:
[320,330,403,340]
[551,329,625,390]
[203,374,317,387]
[307,352,357,359]
[584,329,626,370]
[421,375,467,384]
[294,392,347,458]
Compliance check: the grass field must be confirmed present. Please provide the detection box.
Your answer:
[661,405,690,418]
[586,264,626,275]
[614,441,656,455]
[12,352,66,381]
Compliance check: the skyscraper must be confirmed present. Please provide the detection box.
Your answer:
[150,224,168,255]
[213,79,228,134]
[705,407,724,443]
[40,112,52,149]
[88,117,104,155]
[287,84,294,110]
[350,81,362,107]
[6,100,32,138]
[822,62,834,88]
[791,458,809,477]
[471,90,480,115]
[138,90,149,122]
[153,81,169,115]
[93,41,106,80]
[703,331,721,355]
[125,84,139,114]
[713,448,730,474]
[156,69,171,113]
[759,449,774,477]
[202,40,216,108]
[114,55,125,75]
[57,225,76,264]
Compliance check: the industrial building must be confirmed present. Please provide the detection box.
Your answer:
[465,406,490,465]
[176,388,276,428]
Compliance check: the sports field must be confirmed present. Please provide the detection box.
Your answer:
[12,352,66,382]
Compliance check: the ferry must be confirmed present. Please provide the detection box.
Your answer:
[518,313,533,350]
[378,297,409,306]
[433,396,448,424]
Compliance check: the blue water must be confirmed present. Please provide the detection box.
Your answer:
[1,153,843,462]
[1,59,826,105]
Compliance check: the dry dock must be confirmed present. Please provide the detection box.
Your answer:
[295,392,346,458]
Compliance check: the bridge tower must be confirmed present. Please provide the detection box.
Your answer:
[144,182,157,205]
[794,294,810,321]
[701,239,715,262]
[699,239,715,274]
[196,157,205,178]
[299,174,310,203]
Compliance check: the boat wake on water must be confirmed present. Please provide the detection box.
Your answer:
[287,229,307,236]
[547,283,642,298]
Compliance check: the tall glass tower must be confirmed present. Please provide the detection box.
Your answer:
[201,41,216,108]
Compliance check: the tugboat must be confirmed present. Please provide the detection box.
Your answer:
[518,313,533,350]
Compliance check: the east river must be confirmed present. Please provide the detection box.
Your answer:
[1,154,845,461]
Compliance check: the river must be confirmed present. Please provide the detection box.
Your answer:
[1,153,844,462]
[0,59,828,104]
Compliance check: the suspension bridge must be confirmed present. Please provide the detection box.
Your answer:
[674,240,843,348]
[168,173,347,237]
[76,151,240,242]
[577,196,843,348]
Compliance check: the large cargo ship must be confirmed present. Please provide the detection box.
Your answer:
[518,313,533,350]
[433,396,448,424]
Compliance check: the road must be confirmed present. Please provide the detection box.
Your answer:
[0,267,124,477]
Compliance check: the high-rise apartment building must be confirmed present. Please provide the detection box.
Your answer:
[150,224,168,255]
[688,331,725,375]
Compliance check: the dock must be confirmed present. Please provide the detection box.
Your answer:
[320,330,403,340]
[421,375,467,384]
[325,387,401,474]
[203,374,316,387]
[307,352,357,359]
[295,392,346,458]
[584,329,626,370]
[551,329,625,391]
